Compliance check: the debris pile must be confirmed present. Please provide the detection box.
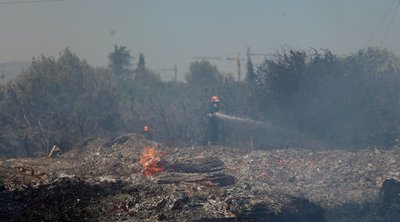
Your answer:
[1,133,400,221]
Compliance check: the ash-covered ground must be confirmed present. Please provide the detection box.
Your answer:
[1,133,400,221]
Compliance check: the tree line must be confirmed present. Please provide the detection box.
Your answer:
[1,46,400,157]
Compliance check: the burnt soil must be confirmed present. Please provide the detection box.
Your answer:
[1,133,400,221]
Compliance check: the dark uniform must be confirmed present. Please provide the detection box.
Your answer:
[207,96,220,145]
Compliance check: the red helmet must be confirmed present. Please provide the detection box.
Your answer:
[143,125,149,132]
[211,96,220,103]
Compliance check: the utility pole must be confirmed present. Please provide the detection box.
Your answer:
[174,64,178,83]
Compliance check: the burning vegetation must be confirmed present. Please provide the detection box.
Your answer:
[1,133,400,221]
[139,146,164,176]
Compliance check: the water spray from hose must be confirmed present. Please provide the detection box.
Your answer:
[214,112,271,128]
[213,112,319,147]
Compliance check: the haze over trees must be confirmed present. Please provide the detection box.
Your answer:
[1,46,400,157]
[0,48,116,156]
[255,48,400,147]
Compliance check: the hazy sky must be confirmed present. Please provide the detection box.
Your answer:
[1,0,400,80]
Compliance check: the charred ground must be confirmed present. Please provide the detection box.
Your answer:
[1,134,400,221]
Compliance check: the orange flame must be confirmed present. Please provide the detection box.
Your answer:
[139,146,164,176]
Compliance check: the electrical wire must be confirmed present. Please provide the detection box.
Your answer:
[380,0,400,48]
[366,0,397,47]
[0,0,68,5]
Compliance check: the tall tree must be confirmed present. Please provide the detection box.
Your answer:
[108,45,133,80]
[246,58,255,85]
[137,53,145,70]
[185,60,223,86]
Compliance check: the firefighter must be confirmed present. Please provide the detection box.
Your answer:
[141,125,154,141]
[207,96,220,145]
[209,96,220,113]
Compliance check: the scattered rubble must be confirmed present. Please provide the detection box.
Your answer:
[1,133,400,221]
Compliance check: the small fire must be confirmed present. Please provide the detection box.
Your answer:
[139,146,164,176]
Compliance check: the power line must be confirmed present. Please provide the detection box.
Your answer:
[366,0,397,47]
[0,0,68,5]
[380,0,400,48]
